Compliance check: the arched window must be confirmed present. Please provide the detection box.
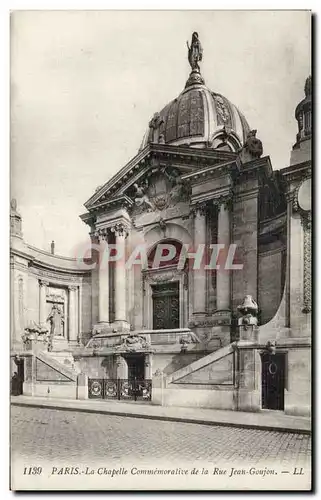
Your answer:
[147,239,183,269]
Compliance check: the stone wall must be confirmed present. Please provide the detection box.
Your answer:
[77,351,205,380]
[26,274,40,325]
[77,355,117,379]
[284,347,311,416]
[152,352,205,376]
[159,386,237,410]
[10,236,93,351]
[152,344,237,410]
[258,245,285,325]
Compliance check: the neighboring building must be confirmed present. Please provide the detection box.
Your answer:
[10,36,311,416]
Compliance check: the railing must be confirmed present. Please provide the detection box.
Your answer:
[88,378,152,401]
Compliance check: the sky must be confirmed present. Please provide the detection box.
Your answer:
[10,10,311,257]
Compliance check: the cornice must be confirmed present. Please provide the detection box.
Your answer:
[11,244,92,279]
[28,268,86,284]
[26,244,80,262]
[84,146,153,208]
[26,255,90,277]
[237,155,273,180]
[259,212,287,236]
[233,187,259,202]
[191,188,232,209]
[88,195,133,214]
[84,144,238,212]
[280,161,311,185]
[149,143,238,162]
[181,159,238,184]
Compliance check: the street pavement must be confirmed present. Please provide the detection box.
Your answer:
[11,405,311,468]
[11,395,311,433]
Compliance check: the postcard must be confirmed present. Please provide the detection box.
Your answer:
[10,10,312,491]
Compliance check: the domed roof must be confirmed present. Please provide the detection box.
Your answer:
[140,85,251,152]
[140,34,251,153]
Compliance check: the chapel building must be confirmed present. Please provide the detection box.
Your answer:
[10,35,311,416]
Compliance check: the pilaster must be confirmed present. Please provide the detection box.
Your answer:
[96,228,110,324]
[111,222,130,326]
[214,194,232,312]
[231,164,260,311]
[191,202,207,317]
[68,285,78,343]
[39,279,49,326]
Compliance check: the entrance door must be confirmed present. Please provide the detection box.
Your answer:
[152,282,179,330]
[11,358,24,396]
[125,354,145,380]
[121,354,148,401]
[261,353,285,410]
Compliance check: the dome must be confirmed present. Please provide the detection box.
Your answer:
[140,80,251,153]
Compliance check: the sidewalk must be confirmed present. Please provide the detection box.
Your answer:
[11,395,311,434]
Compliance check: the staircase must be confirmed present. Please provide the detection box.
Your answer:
[23,348,80,399]
[36,350,80,381]
[167,343,236,384]
[159,343,238,410]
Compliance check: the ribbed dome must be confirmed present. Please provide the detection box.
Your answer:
[140,83,251,152]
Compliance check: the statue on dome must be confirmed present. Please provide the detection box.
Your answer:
[243,129,263,159]
[187,32,203,71]
[148,112,164,144]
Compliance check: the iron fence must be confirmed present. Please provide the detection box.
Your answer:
[88,378,152,401]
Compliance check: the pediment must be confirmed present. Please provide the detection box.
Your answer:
[84,143,237,212]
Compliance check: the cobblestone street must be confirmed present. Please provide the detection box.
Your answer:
[11,405,311,468]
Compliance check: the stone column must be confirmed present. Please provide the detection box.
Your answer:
[144,354,152,380]
[39,279,49,325]
[113,224,128,323]
[216,198,231,311]
[68,285,77,342]
[192,204,207,316]
[97,229,109,323]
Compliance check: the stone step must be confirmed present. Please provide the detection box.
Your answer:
[47,351,81,374]
[36,350,79,382]
[166,342,236,384]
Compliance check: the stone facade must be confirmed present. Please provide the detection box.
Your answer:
[10,210,92,354]
[10,38,311,417]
